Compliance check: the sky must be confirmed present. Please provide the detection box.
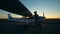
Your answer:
[0,0,60,19]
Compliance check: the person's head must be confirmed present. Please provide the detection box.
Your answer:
[34,11,37,14]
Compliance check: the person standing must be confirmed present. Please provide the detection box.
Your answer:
[34,11,42,34]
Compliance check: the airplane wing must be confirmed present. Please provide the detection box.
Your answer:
[0,0,32,17]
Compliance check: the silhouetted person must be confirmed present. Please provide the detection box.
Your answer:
[34,11,39,24]
[34,11,42,34]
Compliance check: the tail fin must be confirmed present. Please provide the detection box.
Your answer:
[8,13,12,19]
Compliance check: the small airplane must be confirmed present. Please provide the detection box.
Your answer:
[8,12,45,24]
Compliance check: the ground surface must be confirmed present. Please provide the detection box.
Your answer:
[0,19,60,34]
